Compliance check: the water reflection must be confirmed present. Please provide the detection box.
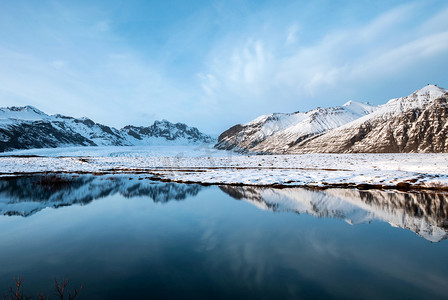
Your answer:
[1,175,447,242]
[220,186,448,242]
[0,175,203,217]
[1,176,448,299]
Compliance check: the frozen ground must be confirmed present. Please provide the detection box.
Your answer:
[0,146,447,189]
[0,145,229,158]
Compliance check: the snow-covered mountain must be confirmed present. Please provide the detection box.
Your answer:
[215,100,377,153]
[122,120,213,145]
[0,106,214,152]
[289,84,448,153]
[216,84,448,154]
[220,186,448,242]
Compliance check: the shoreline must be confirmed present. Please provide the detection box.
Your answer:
[1,152,447,192]
[1,169,447,192]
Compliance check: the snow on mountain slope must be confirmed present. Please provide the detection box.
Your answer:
[0,106,213,152]
[289,85,448,153]
[383,84,447,114]
[215,100,377,153]
[0,105,49,121]
[121,120,214,145]
[0,107,129,150]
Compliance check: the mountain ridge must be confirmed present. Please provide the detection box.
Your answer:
[289,84,448,153]
[215,84,448,154]
[0,106,214,152]
[215,99,378,153]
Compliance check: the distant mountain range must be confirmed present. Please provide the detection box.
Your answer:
[2,84,446,154]
[0,106,214,152]
[216,84,448,153]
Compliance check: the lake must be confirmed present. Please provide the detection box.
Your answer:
[0,175,447,299]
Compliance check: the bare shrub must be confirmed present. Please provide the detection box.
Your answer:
[1,277,82,300]
[425,181,448,189]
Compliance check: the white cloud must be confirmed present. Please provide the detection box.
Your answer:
[198,2,448,123]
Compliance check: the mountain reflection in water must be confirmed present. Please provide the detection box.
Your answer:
[0,175,447,242]
[0,175,203,217]
[220,186,448,242]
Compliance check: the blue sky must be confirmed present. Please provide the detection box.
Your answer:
[0,0,447,134]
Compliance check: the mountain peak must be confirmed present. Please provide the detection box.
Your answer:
[383,84,448,110]
[342,100,375,108]
[342,100,377,115]
[414,84,447,97]
[5,105,45,115]
[0,105,49,122]
[342,100,354,107]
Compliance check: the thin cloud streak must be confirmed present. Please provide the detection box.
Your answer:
[200,2,448,130]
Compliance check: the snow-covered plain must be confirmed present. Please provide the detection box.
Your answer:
[0,145,230,158]
[0,146,447,189]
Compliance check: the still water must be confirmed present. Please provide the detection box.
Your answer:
[0,175,447,299]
